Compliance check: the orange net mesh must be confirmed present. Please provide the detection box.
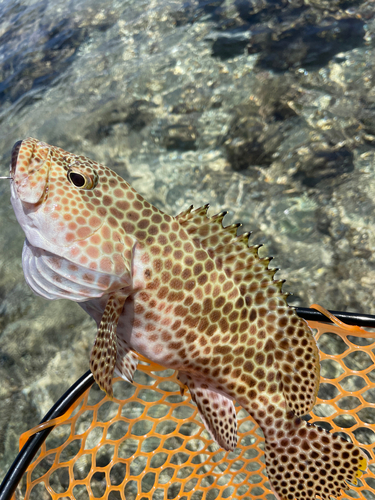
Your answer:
[13,310,375,500]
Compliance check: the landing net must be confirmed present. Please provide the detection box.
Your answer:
[13,308,375,500]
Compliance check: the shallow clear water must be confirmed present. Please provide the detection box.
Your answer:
[0,0,374,479]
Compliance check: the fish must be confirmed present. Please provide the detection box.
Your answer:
[9,137,367,500]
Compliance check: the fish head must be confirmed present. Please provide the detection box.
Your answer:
[10,137,103,249]
[10,138,133,281]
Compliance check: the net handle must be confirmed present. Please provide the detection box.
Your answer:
[296,306,375,328]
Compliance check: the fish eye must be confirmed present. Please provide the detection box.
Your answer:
[68,171,86,188]
[67,166,98,190]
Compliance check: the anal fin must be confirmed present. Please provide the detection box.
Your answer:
[90,293,127,397]
[178,372,237,451]
[114,336,138,383]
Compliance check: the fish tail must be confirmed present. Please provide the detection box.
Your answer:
[262,411,367,500]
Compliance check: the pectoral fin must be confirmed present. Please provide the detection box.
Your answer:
[178,372,238,451]
[90,294,127,397]
[114,336,138,383]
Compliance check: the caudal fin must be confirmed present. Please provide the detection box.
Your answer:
[263,413,367,500]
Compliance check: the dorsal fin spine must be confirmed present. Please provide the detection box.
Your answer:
[176,205,290,300]
[275,279,285,291]
[260,257,272,265]
[191,204,210,217]
[213,210,227,219]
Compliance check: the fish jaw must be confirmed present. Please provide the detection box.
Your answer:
[10,137,101,251]
[10,138,50,204]
[10,138,56,252]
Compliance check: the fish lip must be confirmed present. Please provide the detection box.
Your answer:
[11,138,51,205]
[10,140,22,178]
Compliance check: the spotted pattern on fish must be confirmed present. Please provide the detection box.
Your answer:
[9,138,367,500]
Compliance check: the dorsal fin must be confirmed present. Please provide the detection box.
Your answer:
[177,204,209,226]
[177,206,277,291]
[178,205,242,246]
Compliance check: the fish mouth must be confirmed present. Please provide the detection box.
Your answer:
[10,140,22,178]
[10,138,51,204]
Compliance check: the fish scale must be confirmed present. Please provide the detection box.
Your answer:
[9,137,367,500]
